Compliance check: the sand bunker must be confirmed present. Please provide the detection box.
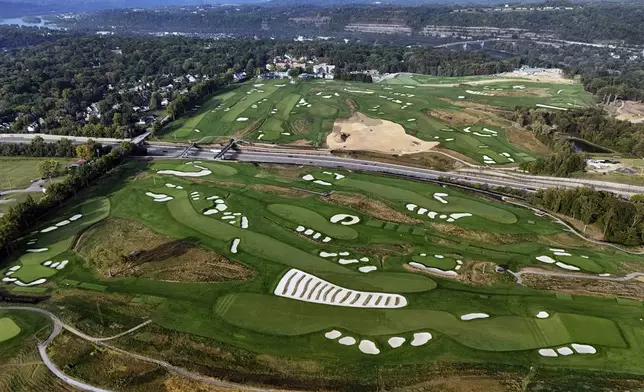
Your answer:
[157,167,212,177]
[230,238,240,254]
[536,311,550,319]
[330,214,360,225]
[26,248,48,253]
[359,340,380,355]
[41,226,58,233]
[536,255,555,264]
[338,337,356,346]
[572,343,596,354]
[409,262,458,277]
[145,192,174,202]
[557,347,573,356]
[325,330,342,339]
[460,313,489,321]
[555,262,579,271]
[388,337,405,348]
[539,348,558,357]
[433,193,449,204]
[327,112,438,155]
[411,332,432,346]
[358,266,377,273]
[274,268,407,308]
[536,104,567,111]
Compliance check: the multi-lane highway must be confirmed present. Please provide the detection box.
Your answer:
[2,133,643,197]
[175,146,644,197]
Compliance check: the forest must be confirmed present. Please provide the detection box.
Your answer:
[53,2,644,44]
[529,187,644,246]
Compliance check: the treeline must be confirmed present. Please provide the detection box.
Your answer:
[166,77,230,121]
[581,72,644,102]
[529,187,644,246]
[0,142,135,255]
[513,107,644,157]
[0,137,76,157]
[57,2,644,44]
[519,141,586,177]
[333,73,373,83]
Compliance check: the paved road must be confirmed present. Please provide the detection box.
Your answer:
[0,179,47,196]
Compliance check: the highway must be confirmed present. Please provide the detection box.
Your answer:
[2,132,644,197]
[173,147,644,197]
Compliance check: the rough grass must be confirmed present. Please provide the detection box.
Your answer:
[76,217,255,282]
[0,157,73,190]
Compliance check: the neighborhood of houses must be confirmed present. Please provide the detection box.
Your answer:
[0,53,340,135]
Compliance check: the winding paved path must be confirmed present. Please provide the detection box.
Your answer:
[0,306,296,392]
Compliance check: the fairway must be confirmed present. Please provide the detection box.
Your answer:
[160,76,593,164]
[4,159,644,381]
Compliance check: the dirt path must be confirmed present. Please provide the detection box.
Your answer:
[0,306,299,392]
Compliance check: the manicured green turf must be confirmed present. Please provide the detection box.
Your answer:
[0,318,21,342]
[17,160,644,376]
[160,77,594,163]
[267,204,359,240]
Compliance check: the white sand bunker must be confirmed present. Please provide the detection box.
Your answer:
[295,226,331,242]
[330,214,360,225]
[388,337,405,348]
[359,340,380,355]
[230,238,240,254]
[358,266,377,273]
[557,347,574,356]
[536,311,550,319]
[466,90,494,96]
[536,255,555,264]
[433,193,448,204]
[405,204,472,222]
[556,262,579,271]
[158,164,212,177]
[536,104,567,111]
[302,174,333,186]
[236,117,249,122]
[145,192,174,203]
[572,343,596,354]
[41,226,58,233]
[274,268,407,308]
[538,348,558,357]
[460,313,489,321]
[338,337,356,346]
[322,171,345,180]
[327,112,438,155]
[409,262,458,277]
[325,330,342,339]
[26,248,48,253]
[411,332,432,346]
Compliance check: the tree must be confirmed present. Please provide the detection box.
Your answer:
[76,139,98,161]
[149,92,160,111]
[112,112,123,127]
[38,159,60,179]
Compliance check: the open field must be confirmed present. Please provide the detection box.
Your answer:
[0,157,73,190]
[4,160,644,390]
[160,76,594,164]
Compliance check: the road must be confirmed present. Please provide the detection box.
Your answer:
[0,306,298,392]
[0,179,47,196]
[3,133,644,196]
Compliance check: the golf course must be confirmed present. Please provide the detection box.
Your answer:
[160,75,593,165]
[3,157,644,391]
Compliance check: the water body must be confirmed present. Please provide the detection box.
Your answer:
[0,16,60,30]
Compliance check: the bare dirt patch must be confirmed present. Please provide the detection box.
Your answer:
[612,100,644,124]
[76,218,254,282]
[406,261,513,287]
[521,273,644,300]
[250,184,311,198]
[425,108,484,127]
[327,112,439,155]
[505,127,549,155]
[324,192,423,224]
[334,150,459,171]
[289,118,312,135]
[497,69,575,84]
[285,139,313,147]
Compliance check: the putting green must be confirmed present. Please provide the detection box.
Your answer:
[267,204,359,240]
[411,255,457,270]
[0,318,21,342]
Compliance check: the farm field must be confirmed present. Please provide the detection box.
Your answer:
[159,76,594,164]
[3,160,644,390]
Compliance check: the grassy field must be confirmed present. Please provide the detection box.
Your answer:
[159,76,593,164]
[5,159,644,390]
[0,157,73,190]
